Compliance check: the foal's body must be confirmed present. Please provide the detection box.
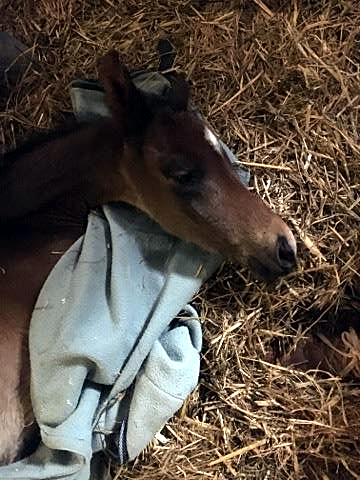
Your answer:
[0,52,297,464]
[0,228,80,462]
[1,120,125,463]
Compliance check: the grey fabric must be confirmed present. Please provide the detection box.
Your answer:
[0,69,250,479]
[0,32,32,86]
[70,80,110,123]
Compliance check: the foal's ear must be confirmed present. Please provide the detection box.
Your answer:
[97,51,149,134]
[97,51,131,120]
[167,73,190,111]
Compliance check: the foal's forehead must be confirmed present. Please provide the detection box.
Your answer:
[148,108,229,167]
[182,117,226,166]
[170,112,223,153]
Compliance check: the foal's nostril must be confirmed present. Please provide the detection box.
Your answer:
[277,235,296,271]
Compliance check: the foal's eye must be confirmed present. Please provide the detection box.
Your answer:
[162,165,202,186]
[170,170,197,185]
[160,156,204,192]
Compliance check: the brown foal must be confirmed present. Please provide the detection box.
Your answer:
[0,51,296,464]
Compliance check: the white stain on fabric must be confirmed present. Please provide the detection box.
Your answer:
[204,125,222,154]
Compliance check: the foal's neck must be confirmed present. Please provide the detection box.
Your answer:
[0,120,135,223]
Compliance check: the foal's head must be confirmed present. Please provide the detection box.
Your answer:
[98,51,296,280]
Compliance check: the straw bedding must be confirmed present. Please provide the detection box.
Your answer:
[0,0,359,478]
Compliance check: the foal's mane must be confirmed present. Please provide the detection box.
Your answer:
[0,121,90,171]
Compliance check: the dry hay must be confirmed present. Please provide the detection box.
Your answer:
[0,0,359,478]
